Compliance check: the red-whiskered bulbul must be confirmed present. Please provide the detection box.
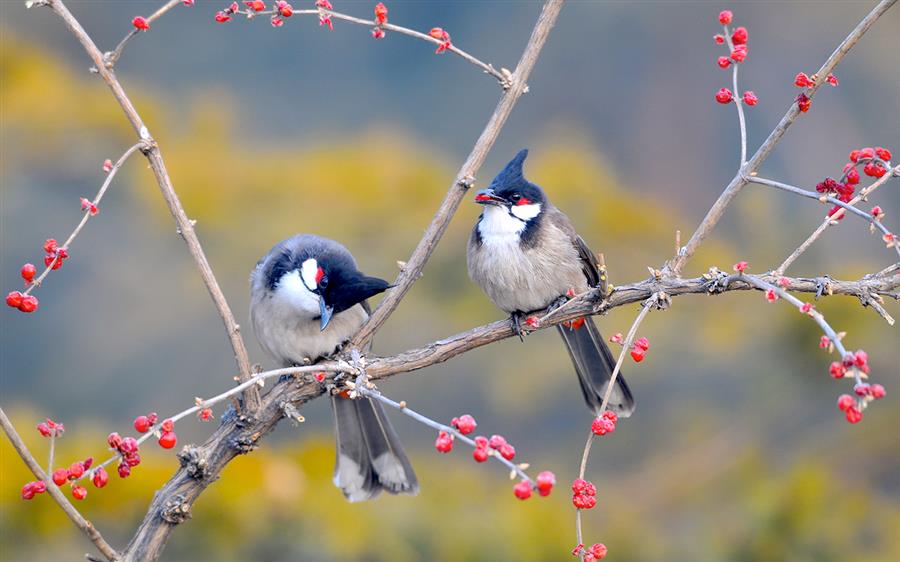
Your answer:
[250,234,418,501]
[467,150,635,417]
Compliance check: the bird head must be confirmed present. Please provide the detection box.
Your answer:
[474,149,545,222]
[266,249,390,331]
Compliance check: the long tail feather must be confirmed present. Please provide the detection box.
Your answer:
[557,318,635,417]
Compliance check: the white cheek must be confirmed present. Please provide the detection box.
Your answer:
[478,206,527,239]
[510,203,541,221]
[300,259,319,292]
[276,270,320,316]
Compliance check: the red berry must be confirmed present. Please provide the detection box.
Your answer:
[513,480,533,500]
[429,27,446,40]
[102,159,113,173]
[147,412,158,424]
[161,418,174,432]
[717,56,731,69]
[870,384,886,399]
[21,263,36,282]
[765,289,778,302]
[837,394,855,412]
[733,261,748,273]
[474,435,489,449]
[124,452,141,467]
[826,73,839,87]
[374,2,388,25]
[718,10,733,25]
[18,295,39,313]
[796,93,811,113]
[829,361,845,379]
[488,435,507,449]
[715,88,734,104]
[819,335,830,349]
[82,457,93,470]
[730,45,747,62]
[846,167,860,185]
[271,16,284,27]
[119,437,139,454]
[117,462,131,478]
[52,468,69,486]
[451,414,477,435]
[36,422,51,437]
[472,447,489,462]
[434,431,453,453]
[572,494,597,509]
[845,407,863,424]
[132,16,150,30]
[592,417,616,436]
[92,467,109,488]
[859,147,875,160]
[853,350,868,368]
[609,333,624,344]
[43,239,58,254]
[32,481,47,495]
[68,462,85,479]
[214,11,231,22]
[714,34,725,45]
[742,91,758,106]
[21,483,37,500]
[731,26,748,45]
[199,408,213,421]
[874,147,892,161]
[854,383,870,397]
[71,485,87,500]
[158,431,177,449]
[107,432,123,450]
[372,27,385,39]
[794,72,811,88]
[630,347,645,362]
[634,337,650,351]
[314,372,326,382]
[535,471,556,496]
[864,161,886,178]
[6,291,24,308]
[499,443,516,461]
[800,303,813,314]
[277,1,293,17]
[133,415,151,433]
[244,0,265,11]
[589,543,608,560]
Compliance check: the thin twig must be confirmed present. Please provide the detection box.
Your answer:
[21,142,146,296]
[104,0,183,67]
[351,0,566,349]
[777,164,900,274]
[44,0,257,409]
[0,407,121,561]
[356,385,534,484]
[574,296,655,560]
[722,23,747,166]
[747,175,900,260]
[669,0,897,276]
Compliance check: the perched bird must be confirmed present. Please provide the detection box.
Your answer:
[467,149,635,417]
[250,234,418,501]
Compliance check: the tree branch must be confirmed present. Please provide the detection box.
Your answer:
[43,0,257,408]
[668,0,897,276]
[0,408,121,562]
[350,0,566,349]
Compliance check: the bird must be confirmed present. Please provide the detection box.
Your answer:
[466,149,635,417]
[250,234,418,502]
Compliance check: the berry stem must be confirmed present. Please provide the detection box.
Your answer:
[776,164,900,275]
[47,433,56,480]
[723,23,748,166]
[574,294,656,561]
[105,0,184,67]
[20,141,146,298]
[354,382,535,484]
[747,175,900,261]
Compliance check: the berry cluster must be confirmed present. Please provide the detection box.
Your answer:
[591,411,618,436]
[429,27,452,54]
[372,2,387,38]
[51,458,96,500]
[37,418,65,437]
[820,146,893,220]
[572,543,608,561]
[571,478,597,509]
[608,333,650,363]
[792,71,838,113]
[712,11,755,108]
[107,432,143,478]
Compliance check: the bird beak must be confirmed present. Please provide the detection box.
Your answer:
[319,298,334,331]
[474,188,506,206]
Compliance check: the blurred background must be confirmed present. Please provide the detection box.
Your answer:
[2,1,899,560]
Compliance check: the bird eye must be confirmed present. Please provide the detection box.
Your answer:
[318,275,329,289]
[511,193,521,201]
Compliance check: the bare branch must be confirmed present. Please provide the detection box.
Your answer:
[351,0,566,348]
[0,408,120,561]
[669,0,896,276]
[104,0,183,68]
[43,0,257,408]
[777,164,900,274]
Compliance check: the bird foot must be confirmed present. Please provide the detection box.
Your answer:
[510,312,527,342]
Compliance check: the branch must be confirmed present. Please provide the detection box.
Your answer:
[351,0,566,348]
[747,175,900,261]
[0,408,120,562]
[42,0,257,408]
[777,164,900,274]
[104,0,183,68]
[668,0,896,276]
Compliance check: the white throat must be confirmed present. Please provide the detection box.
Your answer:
[477,204,541,242]
[275,270,320,317]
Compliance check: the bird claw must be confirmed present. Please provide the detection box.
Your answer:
[510,312,526,342]
[814,276,833,299]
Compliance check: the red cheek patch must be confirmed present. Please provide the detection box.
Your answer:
[516,197,532,206]
[315,267,325,284]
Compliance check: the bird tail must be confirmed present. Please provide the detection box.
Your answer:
[331,394,419,502]
[556,317,635,417]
